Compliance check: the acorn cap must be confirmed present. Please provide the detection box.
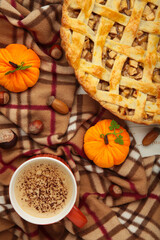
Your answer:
[47,96,55,106]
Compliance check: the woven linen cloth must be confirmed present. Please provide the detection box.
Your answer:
[0,0,160,239]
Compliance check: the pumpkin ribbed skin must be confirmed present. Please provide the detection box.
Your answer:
[0,44,40,92]
[84,119,130,168]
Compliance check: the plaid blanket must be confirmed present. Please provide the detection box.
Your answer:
[0,0,160,239]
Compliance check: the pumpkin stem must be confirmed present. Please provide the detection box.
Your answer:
[5,61,32,75]
[9,61,19,68]
[104,135,109,145]
[100,134,109,145]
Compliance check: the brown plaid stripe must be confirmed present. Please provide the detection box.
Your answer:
[0,0,160,239]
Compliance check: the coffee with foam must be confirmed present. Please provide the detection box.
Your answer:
[14,159,73,218]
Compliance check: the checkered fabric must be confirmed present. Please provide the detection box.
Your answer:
[0,0,160,240]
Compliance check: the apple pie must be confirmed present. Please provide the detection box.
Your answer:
[60,0,160,125]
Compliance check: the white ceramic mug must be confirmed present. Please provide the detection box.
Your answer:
[9,154,87,227]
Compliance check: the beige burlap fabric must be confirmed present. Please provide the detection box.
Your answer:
[0,0,160,239]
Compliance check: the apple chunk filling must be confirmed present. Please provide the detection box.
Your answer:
[118,106,135,116]
[102,47,117,69]
[88,13,100,33]
[142,3,157,21]
[132,31,148,50]
[122,58,144,80]
[153,69,160,83]
[97,80,110,91]
[81,37,94,62]
[68,8,80,18]
[108,23,124,42]
[119,0,135,16]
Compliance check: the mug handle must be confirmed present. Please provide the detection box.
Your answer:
[67,205,87,228]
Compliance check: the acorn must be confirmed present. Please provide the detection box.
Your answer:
[50,44,63,60]
[108,184,123,199]
[47,96,69,115]
[0,129,17,149]
[142,127,160,146]
[29,120,44,135]
[0,91,10,105]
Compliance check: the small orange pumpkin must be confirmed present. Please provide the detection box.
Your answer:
[84,119,130,168]
[0,44,40,92]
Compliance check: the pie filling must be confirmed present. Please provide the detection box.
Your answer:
[102,47,117,69]
[153,68,160,83]
[68,7,80,18]
[88,13,101,33]
[67,0,160,121]
[97,79,110,91]
[107,23,124,41]
[81,37,94,62]
[119,0,134,16]
[119,86,137,99]
[132,31,148,50]
[118,106,135,116]
[122,58,144,81]
[142,2,158,21]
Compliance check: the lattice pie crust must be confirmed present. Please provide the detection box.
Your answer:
[60,0,160,125]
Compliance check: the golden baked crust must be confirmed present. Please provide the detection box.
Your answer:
[60,0,160,125]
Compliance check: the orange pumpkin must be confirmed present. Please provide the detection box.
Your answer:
[0,44,40,92]
[84,119,130,168]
